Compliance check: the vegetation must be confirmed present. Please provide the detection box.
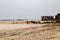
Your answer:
[55,13,60,23]
[26,21,41,24]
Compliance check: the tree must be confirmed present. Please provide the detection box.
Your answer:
[55,13,60,23]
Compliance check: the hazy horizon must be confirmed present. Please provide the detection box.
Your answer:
[0,0,60,19]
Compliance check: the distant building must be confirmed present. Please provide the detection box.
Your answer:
[41,13,60,23]
[41,16,54,22]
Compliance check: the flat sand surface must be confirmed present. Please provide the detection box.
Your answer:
[0,24,60,40]
[0,24,46,30]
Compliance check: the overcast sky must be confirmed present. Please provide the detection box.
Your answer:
[0,0,60,19]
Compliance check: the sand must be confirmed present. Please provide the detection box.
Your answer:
[0,24,46,30]
[0,24,60,40]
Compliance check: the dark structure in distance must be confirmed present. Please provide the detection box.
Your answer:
[41,13,60,23]
[55,13,60,23]
[41,16,54,21]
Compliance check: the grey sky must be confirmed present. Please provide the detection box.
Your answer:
[0,0,60,19]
